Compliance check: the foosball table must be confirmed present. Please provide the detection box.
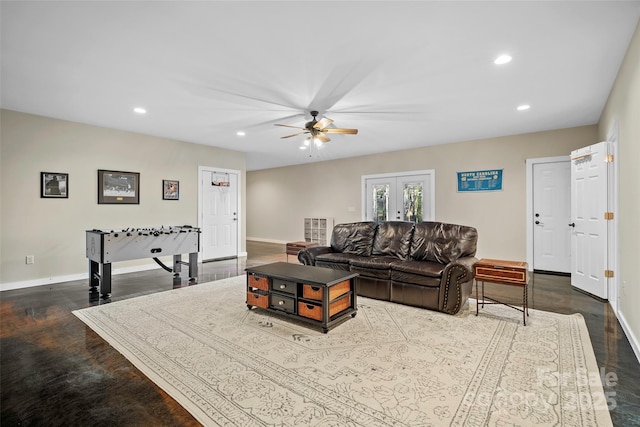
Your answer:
[86,225,200,296]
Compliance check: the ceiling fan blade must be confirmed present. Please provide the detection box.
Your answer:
[323,128,359,135]
[314,117,333,130]
[275,124,306,130]
[281,131,309,139]
[315,133,331,143]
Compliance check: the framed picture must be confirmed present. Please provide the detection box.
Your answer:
[41,172,69,198]
[163,179,179,200]
[98,169,140,204]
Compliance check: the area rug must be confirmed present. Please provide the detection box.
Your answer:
[73,275,613,426]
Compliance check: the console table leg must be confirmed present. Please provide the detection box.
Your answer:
[475,279,479,316]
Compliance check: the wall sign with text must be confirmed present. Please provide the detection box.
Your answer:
[457,169,503,192]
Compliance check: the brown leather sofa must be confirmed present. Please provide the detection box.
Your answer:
[298,221,478,315]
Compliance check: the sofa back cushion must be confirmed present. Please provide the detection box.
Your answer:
[372,221,415,260]
[410,222,478,264]
[330,222,378,256]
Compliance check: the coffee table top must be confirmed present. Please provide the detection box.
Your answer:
[246,262,357,286]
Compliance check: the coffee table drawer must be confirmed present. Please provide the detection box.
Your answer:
[247,292,268,309]
[248,274,269,291]
[271,278,297,296]
[298,294,351,321]
[302,279,350,301]
[270,294,296,313]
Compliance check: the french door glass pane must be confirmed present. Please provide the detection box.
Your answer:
[372,184,389,221]
[403,182,423,222]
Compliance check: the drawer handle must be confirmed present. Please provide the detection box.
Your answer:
[311,287,320,291]
[278,300,284,306]
[306,304,315,310]
[253,293,259,298]
[279,284,286,289]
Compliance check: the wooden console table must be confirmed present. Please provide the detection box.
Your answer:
[285,241,318,263]
[474,258,530,325]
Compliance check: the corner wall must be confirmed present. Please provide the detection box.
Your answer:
[598,19,640,361]
[0,110,246,288]
[247,125,597,261]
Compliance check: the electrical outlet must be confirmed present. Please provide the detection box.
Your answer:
[26,255,34,265]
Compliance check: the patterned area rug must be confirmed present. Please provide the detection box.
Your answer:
[73,275,613,426]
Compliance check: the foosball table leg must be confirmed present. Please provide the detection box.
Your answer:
[100,263,112,297]
[173,254,182,276]
[188,252,198,282]
[89,260,100,289]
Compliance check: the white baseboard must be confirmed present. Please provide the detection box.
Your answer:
[0,263,160,292]
[246,237,290,245]
[616,309,640,365]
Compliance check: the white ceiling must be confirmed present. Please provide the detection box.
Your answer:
[2,1,639,171]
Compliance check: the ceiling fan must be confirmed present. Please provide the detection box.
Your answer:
[275,110,358,143]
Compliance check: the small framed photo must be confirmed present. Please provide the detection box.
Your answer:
[98,169,140,204]
[41,172,69,198]
[163,179,179,200]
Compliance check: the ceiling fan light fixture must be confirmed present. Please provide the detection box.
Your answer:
[494,54,512,65]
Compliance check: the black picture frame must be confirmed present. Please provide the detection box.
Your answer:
[98,169,140,204]
[41,172,69,198]
[163,179,179,200]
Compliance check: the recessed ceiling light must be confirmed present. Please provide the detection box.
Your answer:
[133,107,147,114]
[494,55,512,65]
[236,131,246,136]
[517,104,530,111]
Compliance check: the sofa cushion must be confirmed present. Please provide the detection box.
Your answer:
[391,260,443,287]
[330,222,378,256]
[349,256,398,279]
[410,222,478,264]
[371,221,414,260]
[315,252,362,271]
[391,259,445,278]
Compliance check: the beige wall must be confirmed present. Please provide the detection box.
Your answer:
[599,20,640,359]
[247,125,597,261]
[0,110,246,287]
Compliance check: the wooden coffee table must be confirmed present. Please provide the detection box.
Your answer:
[245,262,358,333]
[474,258,530,325]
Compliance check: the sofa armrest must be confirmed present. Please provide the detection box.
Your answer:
[298,246,332,266]
[438,256,477,314]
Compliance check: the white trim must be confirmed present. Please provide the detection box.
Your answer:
[246,237,289,245]
[617,310,640,364]
[606,121,620,315]
[0,263,160,292]
[361,169,436,221]
[525,155,570,270]
[198,166,242,262]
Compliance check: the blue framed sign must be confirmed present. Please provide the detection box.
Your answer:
[457,169,503,192]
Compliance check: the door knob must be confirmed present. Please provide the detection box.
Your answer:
[568,222,575,227]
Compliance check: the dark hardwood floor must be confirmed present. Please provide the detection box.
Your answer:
[1,241,638,426]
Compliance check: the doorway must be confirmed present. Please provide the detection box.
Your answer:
[526,156,571,273]
[198,166,240,261]
[362,170,435,222]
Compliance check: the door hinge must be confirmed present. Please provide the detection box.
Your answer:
[605,154,614,163]
[604,212,614,220]
[604,270,614,278]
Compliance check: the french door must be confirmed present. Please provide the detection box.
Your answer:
[363,171,435,222]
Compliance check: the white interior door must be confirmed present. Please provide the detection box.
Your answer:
[533,161,571,273]
[570,142,610,299]
[201,169,238,261]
